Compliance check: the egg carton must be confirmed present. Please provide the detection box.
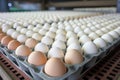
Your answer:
[22,57,88,80]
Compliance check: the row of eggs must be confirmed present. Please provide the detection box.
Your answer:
[0,13,120,77]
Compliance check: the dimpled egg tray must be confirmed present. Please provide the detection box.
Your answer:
[0,11,120,80]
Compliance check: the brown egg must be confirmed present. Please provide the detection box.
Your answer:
[25,38,38,48]
[65,49,83,65]
[44,58,67,77]
[1,36,13,46]
[0,33,6,41]
[8,40,21,50]
[15,45,31,57]
[28,51,47,66]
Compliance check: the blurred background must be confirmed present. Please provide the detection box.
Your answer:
[0,0,119,13]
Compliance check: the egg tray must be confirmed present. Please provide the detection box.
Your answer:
[0,40,119,80]
[0,38,120,80]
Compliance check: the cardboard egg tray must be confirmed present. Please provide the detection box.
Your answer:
[0,37,120,80]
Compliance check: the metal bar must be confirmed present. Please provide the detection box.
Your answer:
[47,0,117,7]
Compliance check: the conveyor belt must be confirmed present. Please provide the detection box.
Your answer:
[80,45,120,80]
[0,45,120,80]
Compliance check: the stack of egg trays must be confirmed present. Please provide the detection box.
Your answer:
[0,38,120,80]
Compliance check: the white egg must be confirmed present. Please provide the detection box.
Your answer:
[101,34,113,43]
[35,43,49,54]
[82,41,98,55]
[41,36,53,46]
[93,38,107,49]
[17,34,28,43]
[108,31,119,39]
[48,47,64,59]
[79,35,91,44]
[32,33,42,41]
[67,43,82,54]
[88,32,99,40]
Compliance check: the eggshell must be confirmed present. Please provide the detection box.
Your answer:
[25,38,38,48]
[1,36,13,46]
[35,43,49,54]
[84,28,92,34]
[108,31,119,39]
[28,51,47,66]
[67,37,79,46]
[41,36,53,46]
[95,30,104,36]
[101,34,113,43]
[67,43,82,54]
[7,29,15,36]
[46,31,56,39]
[79,35,91,44]
[44,58,67,77]
[20,28,28,34]
[26,31,34,37]
[82,41,98,54]
[0,33,6,41]
[11,31,20,39]
[32,33,42,41]
[65,49,83,65]
[55,34,66,42]
[52,40,66,50]
[48,47,64,59]
[8,40,21,50]
[17,34,28,43]
[88,32,99,40]
[93,38,107,48]
[15,45,31,56]
[39,29,48,36]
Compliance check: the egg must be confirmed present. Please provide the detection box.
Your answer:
[82,41,98,55]
[93,38,107,49]
[84,28,92,34]
[11,31,20,39]
[108,31,119,39]
[25,38,38,48]
[28,51,47,66]
[66,31,77,38]
[7,40,21,50]
[35,43,49,54]
[67,43,82,54]
[33,27,41,32]
[101,34,113,43]
[101,28,109,33]
[67,37,79,46]
[65,49,83,65]
[48,47,64,59]
[74,27,82,33]
[32,33,42,41]
[1,36,13,46]
[16,26,22,32]
[52,40,66,50]
[15,45,31,56]
[39,29,48,36]
[41,36,53,46]
[44,58,67,77]
[45,31,56,39]
[20,28,28,34]
[95,30,104,36]
[26,31,34,37]
[77,31,85,37]
[17,34,28,43]
[88,32,99,40]
[79,35,91,44]
[2,26,10,33]
[55,34,66,42]
[27,25,34,30]
[56,29,66,35]
[7,29,15,36]
[0,33,6,41]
